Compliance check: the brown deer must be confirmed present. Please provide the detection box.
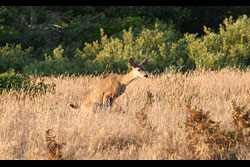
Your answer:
[69,57,149,112]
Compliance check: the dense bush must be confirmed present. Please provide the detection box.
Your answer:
[0,69,55,95]
[24,22,184,75]
[23,15,250,75]
[104,16,152,38]
[23,44,92,76]
[1,6,250,64]
[185,15,250,70]
[85,24,182,73]
[0,44,33,73]
[2,14,250,76]
[0,70,25,94]
[62,13,108,47]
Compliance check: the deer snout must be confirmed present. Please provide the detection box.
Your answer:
[144,74,148,78]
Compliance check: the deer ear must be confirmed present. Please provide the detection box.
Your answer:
[139,57,148,67]
[129,58,136,67]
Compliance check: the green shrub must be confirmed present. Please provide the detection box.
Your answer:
[23,44,90,76]
[0,44,33,73]
[24,23,185,75]
[79,23,185,74]
[0,25,20,45]
[62,13,108,47]
[0,69,25,94]
[104,16,149,38]
[167,37,196,72]
[185,15,250,70]
[24,15,250,76]
[0,70,55,95]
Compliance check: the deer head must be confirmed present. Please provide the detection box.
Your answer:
[129,57,149,79]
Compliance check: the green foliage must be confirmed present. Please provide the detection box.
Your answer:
[24,45,70,76]
[104,16,149,38]
[62,12,108,47]
[24,23,184,75]
[0,44,33,73]
[0,69,24,94]
[0,70,55,95]
[79,23,184,74]
[23,15,250,75]
[185,15,250,70]
[23,44,94,76]
[1,6,250,76]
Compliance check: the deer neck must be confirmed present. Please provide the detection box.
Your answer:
[120,70,136,86]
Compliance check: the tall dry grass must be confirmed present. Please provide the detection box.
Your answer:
[0,68,249,160]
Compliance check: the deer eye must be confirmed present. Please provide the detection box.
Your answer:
[138,69,141,71]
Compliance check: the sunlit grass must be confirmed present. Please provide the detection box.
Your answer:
[0,68,249,160]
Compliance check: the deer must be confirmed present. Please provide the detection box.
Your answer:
[68,57,149,113]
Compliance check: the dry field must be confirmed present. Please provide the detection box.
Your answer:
[0,68,249,160]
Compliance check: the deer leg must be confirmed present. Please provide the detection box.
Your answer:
[103,94,113,107]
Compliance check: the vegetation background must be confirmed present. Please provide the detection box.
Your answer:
[1,6,250,76]
[0,6,250,160]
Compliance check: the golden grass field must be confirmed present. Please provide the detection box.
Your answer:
[0,68,249,160]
